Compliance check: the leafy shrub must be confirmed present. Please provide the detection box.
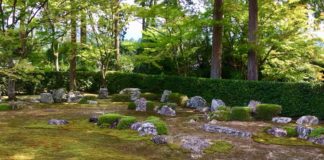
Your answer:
[117,116,137,129]
[141,92,160,101]
[208,106,231,121]
[128,102,136,110]
[146,101,156,111]
[283,126,298,137]
[111,94,131,102]
[98,113,123,126]
[146,116,168,135]
[0,104,11,111]
[168,93,189,107]
[309,127,324,138]
[79,96,97,104]
[230,107,252,121]
[255,104,282,120]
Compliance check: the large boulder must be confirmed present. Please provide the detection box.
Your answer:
[186,96,207,109]
[98,88,109,99]
[131,122,158,136]
[119,88,141,101]
[272,117,292,124]
[267,127,287,137]
[296,125,312,139]
[157,105,176,116]
[135,98,147,112]
[52,88,67,103]
[203,124,251,138]
[248,100,261,113]
[48,119,69,125]
[160,90,172,103]
[67,91,83,103]
[40,93,54,104]
[296,116,319,126]
[210,99,225,111]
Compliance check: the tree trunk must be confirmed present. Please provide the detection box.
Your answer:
[114,11,120,64]
[80,10,87,44]
[247,0,258,80]
[7,58,16,100]
[69,0,77,91]
[210,0,223,79]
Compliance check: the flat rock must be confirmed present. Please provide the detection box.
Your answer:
[267,127,287,137]
[296,116,319,126]
[272,117,292,124]
[48,119,69,125]
[211,99,225,111]
[203,124,251,138]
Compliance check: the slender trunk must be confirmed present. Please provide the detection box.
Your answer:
[113,5,120,64]
[80,10,87,44]
[210,0,223,79]
[7,58,15,100]
[247,0,258,80]
[69,0,77,91]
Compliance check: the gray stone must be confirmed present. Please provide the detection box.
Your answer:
[131,122,158,136]
[52,88,67,103]
[267,127,287,137]
[87,100,98,104]
[296,115,319,126]
[67,91,83,103]
[48,119,69,125]
[296,125,312,139]
[119,88,141,101]
[157,105,176,116]
[248,100,261,113]
[211,99,225,111]
[160,90,172,103]
[98,88,109,99]
[308,136,324,145]
[135,98,147,112]
[40,93,54,104]
[186,96,207,109]
[202,124,251,138]
[272,117,292,124]
[152,135,168,144]
[180,136,211,154]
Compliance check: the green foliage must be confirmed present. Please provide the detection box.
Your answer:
[283,126,298,137]
[230,107,252,121]
[79,96,97,104]
[309,127,324,138]
[168,93,189,107]
[146,101,156,111]
[255,104,282,121]
[146,116,168,135]
[98,113,123,126]
[117,116,137,130]
[208,106,231,121]
[0,104,11,111]
[111,94,131,102]
[204,141,233,154]
[141,92,160,101]
[128,102,136,110]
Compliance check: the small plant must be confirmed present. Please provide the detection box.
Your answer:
[146,116,168,135]
[146,101,156,111]
[168,93,188,107]
[117,116,137,129]
[128,102,136,110]
[208,106,231,121]
[141,92,160,101]
[230,107,252,121]
[309,127,324,138]
[283,126,298,137]
[0,104,11,111]
[79,96,97,104]
[255,104,282,120]
[98,113,123,126]
[111,94,131,102]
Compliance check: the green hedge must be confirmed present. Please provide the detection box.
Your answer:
[230,107,252,121]
[14,71,324,119]
[255,104,282,120]
[117,116,137,129]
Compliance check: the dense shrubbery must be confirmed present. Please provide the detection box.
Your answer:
[309,127,324,138]
[0,104,11,111]
[283,126,298,137]
[128,102,136,110]
[13,71,324,119]
[146,101,155,111]
[255,104,282,120]
[208,106,231,121]
[117,116,137,129]
[141,92,160,101]
[168,93,189,107]
[111,94,131,102]
[98,113,123,126]
[146,116,168,135]
[230,107,252,121]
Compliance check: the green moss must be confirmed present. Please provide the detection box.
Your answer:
[146,101,156,111]
[309,127,324,138]
[111,94,131,102]
[204,141,233,154]
[168,93,188,107]
[98,113,123,126]
[128,102,136,110]
[230,107,252,121]
[283,126,298,137]
[0,104,11,111]
[79,96,97,104]
[255,104,282,120]
[146,116,168,135]
[117,116,137,129]
[141,92,160,101]
[209,106,231,121]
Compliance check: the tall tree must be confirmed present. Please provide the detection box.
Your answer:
[210,0,223,79]
[247,0,258,80]
[69,0,77,91]
[112,0,120,64]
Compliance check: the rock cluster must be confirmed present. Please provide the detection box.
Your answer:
[131,122,158,136]
[203,124,251,138]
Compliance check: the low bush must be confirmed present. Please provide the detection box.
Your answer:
[309,127,324,138]
[141,92,160,101]
[208,106,231,121]
[255,104,282,120]
[128,102,136,110]
[146,116,168,135]
[230,107,252,121]
[117,116,137,129]
[79,96,97,104]
[283,126,298,137]
[146,101,156,111]
[98,113,123,126]
[111,94,131,102]
[168,93,189,107]
[0,104,11,111]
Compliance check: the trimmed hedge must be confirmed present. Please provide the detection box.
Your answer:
[230,107,252,121]
[255,104,282,120]
[208,106,231,121]
[117,116,137,129]
[146,116,168,135]
[98,113,123,126]
[141,92,160,101]
[111,94,131,102]
[14,71,324,119]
